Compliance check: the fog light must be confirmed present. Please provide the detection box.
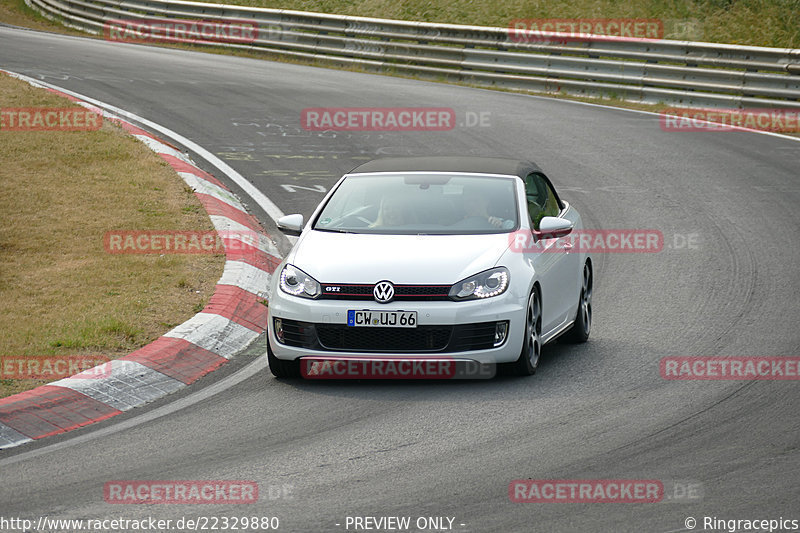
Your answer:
[274,318,284,343]
[494,321,509,346]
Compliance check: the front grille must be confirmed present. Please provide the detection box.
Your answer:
[319,283,451,301]
[318,325,451,352]
[451,322,498,351]
[277,319,499,353]
[279,319,317,348]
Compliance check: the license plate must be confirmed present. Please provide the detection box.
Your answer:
[347,310,417,328]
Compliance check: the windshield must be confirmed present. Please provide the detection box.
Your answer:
[313,173,519,235]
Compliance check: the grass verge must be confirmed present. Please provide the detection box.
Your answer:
[0,0,84,34]
[3,0,797,48]
[190,0,800,49]
[0,72,224,398]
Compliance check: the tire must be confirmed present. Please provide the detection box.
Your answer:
[563,261,592,343]
[510,288,542,376]
[267,340,301,379]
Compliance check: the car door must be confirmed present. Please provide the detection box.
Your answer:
[523,172,579,335]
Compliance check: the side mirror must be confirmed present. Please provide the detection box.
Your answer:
[277,214,304,236]
[536,216,573,238]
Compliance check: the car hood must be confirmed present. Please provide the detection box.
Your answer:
[288,230,512,284]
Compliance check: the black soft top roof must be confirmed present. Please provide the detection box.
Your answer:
[348,156,542,179]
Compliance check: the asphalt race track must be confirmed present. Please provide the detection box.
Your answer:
[1,24,799,533]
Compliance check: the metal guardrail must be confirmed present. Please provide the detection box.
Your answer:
[27,0,800,109]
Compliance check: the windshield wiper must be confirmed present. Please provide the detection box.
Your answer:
[315,228,355,234]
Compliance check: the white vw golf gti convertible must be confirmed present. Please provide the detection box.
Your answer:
[267,157,593,378]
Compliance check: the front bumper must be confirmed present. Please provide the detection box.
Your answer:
[267,290,526,365]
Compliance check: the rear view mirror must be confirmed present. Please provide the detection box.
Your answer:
[536,216,573,238]
[277,214,304,236]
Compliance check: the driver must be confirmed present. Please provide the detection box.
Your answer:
[370,196,411,227]
[462,187,504,228]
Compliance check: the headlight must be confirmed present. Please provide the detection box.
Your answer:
[279,264,321,299]
[449,267,509,301]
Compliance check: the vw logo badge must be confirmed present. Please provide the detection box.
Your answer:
[373,281,395,303]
